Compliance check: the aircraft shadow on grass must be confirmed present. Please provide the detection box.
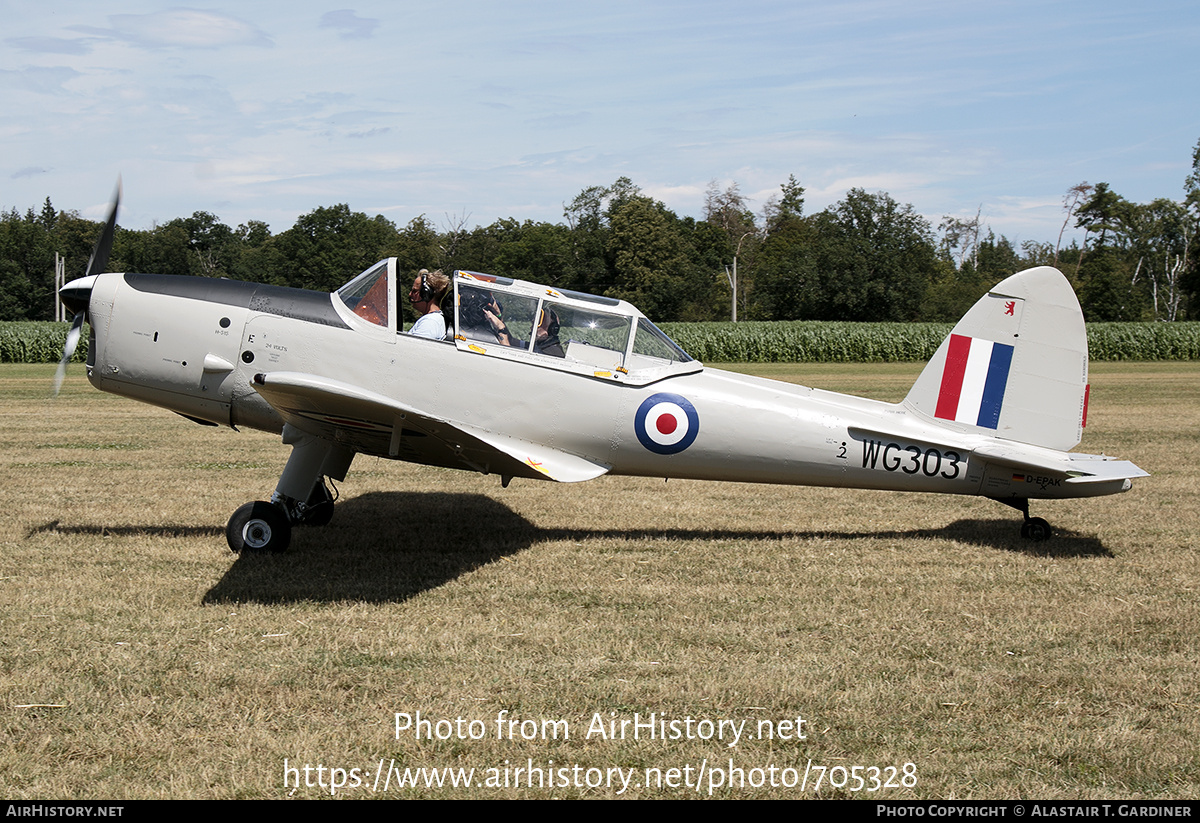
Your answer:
[28,521,223,539]
[191,490,1112,605]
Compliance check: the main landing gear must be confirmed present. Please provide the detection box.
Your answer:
[225,479,337,553]
[226,425,353,554]
[993,497,1053,542]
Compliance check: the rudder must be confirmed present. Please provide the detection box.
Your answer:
[904,267,1088,451]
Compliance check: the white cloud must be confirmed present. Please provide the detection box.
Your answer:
[319,10,381,40]
[74,10,272,50]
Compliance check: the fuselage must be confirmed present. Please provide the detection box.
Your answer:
[71,268,1132,504]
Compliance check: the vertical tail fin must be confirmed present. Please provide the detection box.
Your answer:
[904,267,1088,451]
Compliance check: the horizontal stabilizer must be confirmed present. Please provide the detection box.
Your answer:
[971,442,1148,484]
[1060,456,1149,485]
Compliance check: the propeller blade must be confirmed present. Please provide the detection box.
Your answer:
[54,178,118,396]
[53,311,86,396]
[84,177,121,279]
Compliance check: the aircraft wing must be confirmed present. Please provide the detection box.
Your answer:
[250,371,610,483]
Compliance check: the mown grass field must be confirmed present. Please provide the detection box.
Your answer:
[2,362,1197,799]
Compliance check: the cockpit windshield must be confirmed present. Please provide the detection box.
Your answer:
[632,318,692,365]
[450,270,698,382]
[337,260,391,329]
[552,304,632,364]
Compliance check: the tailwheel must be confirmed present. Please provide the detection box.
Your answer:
[1020,516,1053,542]
[990,497,1054,542]
[227,501,292,554]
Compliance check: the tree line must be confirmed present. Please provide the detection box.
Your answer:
[3,139,1198,325]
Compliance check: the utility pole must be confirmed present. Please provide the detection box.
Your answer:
[55,253,66,321]
[723,231,754,322]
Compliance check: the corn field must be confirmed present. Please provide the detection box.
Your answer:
[4,320,1199,364]
[659,320,1200,362]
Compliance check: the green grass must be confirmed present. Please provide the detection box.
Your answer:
[1,363,1197,799]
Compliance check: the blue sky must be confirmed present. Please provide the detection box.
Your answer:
[4,1,1199,249]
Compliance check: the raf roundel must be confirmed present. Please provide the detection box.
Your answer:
[634,393,700,455]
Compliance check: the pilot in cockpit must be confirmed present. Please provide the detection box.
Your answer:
[408,269,450,339]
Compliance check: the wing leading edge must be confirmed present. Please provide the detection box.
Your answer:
[250,371,610,483]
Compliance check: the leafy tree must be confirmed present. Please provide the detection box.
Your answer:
[562,177,640,295]
[607,195,696,320]
[1077,248,1146,321]
[390,215,438,275]
[1185,138,1200,217]
[228,220,275,281]
[267,204,399,291]
[810,189,938,321]
[1069,182,1149,320]
[177,211,239,277]
[492,221,574,286]
[750,176,810,320]
[938,208,982,273]
[0,208,48,319]
[762,174,805,235]
[38,198,57,231]
[113,220,191,276]
[51,211,109,315]
[751,215,822,320]
[1056,183,1092,268]
[1020,240,1055,268]
[1127,198,1191,320]
[0,258,29,320]
[1182,138,1200,315]
[924,227,1023,323]
[976,232,1022,281]
[754,189,938,321]
[704,180,756,241]
[1075,182,1131,251]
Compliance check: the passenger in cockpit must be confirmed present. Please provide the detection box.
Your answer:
[482,295,521,348]
[459,288,505,343]
[534,307,565,357]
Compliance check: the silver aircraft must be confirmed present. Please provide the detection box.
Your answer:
[56,193,1147,552]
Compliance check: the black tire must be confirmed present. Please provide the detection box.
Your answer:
[227,501,291,554]
[1022,517,1052,541]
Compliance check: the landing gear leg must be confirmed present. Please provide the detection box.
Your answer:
[299,478,336,527]
[225,425,354,553]
[992,498,1053,542]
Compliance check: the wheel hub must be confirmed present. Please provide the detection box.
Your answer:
[242,519,273,549]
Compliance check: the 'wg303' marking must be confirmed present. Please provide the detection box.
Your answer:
[862,440,963,479]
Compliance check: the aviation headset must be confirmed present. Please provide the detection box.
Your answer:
[417,269,433,301]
